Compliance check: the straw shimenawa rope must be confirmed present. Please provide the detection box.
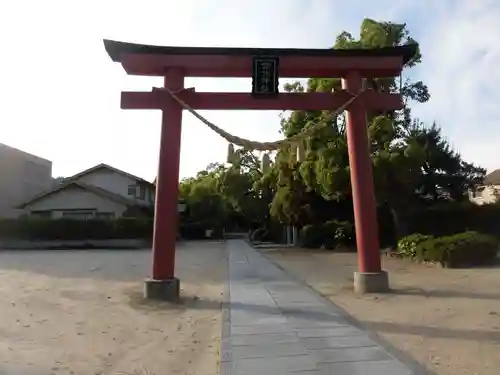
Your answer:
[161,87,361,151]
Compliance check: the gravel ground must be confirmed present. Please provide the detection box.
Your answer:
[0,241,227,375]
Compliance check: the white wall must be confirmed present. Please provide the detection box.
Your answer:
[469,185,500,205]
[75,168,154,206]
[0,143,52,218]
[25,185,127,217]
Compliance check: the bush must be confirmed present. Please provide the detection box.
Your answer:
[266,222,288,244]
[322,221,337,249]
[0,218,153,241]
[250,227,269,242]
[323,220,355,250]
[334,221,355,246]
[397,233,434,260]
[179,222,206,240]
[415,231,498,268]
[299,224,324,248]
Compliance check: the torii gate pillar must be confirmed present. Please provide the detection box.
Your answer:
[143,69,185,300]
[342,71,388,293]
[104,39,416,299]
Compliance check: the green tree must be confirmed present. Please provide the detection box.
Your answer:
[177,18,486,245]
[273,18,484,241]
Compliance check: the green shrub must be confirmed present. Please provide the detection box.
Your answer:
[0,218,153,241]
[178,222,224,240]
[397,233,434,260]
[250,227,269,242]
[179,222,206,239]
[415,231,498,268]
[334,221,355,246]
[299,224,324,248]
[322,221,338,249]
[323,220,355,250]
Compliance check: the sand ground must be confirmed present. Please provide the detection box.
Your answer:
[0,241,227,375]
[262,247,500,375]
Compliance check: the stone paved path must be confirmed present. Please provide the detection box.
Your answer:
[220,240,416,375]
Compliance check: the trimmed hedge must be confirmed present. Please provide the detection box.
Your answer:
[405,231,498,268]
[323,220,355,249]
[0,218,224,241]
[299,225,324,248]
[299,220,355,250]
[179,222,207,240]
[250,227,270,242]
[397,233,434,260]
[0,218,153,241]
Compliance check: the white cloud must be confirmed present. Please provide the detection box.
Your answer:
[413,0,500,172]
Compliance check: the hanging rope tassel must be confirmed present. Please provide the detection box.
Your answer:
[289,145,297,167]
[227,143,235,163]
[297,141,306,162]
[261,153,271,173]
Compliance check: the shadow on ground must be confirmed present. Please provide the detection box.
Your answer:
[391,287,500,300]
[361,320,500,343]
[133,292,500,344]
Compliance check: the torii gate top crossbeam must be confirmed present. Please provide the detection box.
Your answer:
[103,39,417,78]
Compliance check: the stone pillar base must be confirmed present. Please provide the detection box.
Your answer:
[353,271,389,294]
[144,277,180,301]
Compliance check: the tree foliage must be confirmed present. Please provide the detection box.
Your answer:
[178,18,486,245]
[269,18,485,239]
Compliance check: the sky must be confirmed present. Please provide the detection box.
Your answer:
[1,0,499,181]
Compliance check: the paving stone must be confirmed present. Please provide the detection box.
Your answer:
[224,332,300,346]
[318,359,414,375]
[231,315,289,327]
[301,335,378,350]
[221,321,231,337]
[222,240,415,375]
[231,310,281,320]
[289,316,350,329]
[231,323,293,335]
[311,346,392,363]
[229,342,308,359]
[231,355,318,374]
[280,306,339,318]
[296,326,364,338]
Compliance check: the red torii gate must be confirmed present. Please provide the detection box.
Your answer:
[104,40,416,299]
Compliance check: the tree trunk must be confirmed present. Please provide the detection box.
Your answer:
[390,206,410,243]
[292,226,299,246]
[286,226,293,245]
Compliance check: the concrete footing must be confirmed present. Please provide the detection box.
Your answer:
[144,277,180,300]
[353,271,390,294]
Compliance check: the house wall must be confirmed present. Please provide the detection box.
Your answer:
[469,185,499,205]
[74,169,154,206]
[0,143,52,218]
[25,185,127,218]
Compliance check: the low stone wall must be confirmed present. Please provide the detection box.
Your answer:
[0,239,151,250]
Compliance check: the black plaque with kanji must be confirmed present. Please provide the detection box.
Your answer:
[252,56,279,97]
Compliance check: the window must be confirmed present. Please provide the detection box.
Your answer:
[139,186,146,200]
[62,210,95,220]
[148,189,155,203]
[95,212,115,220]
[471,186,485,199]
[31,210,52,218]
[128,185,137,197]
